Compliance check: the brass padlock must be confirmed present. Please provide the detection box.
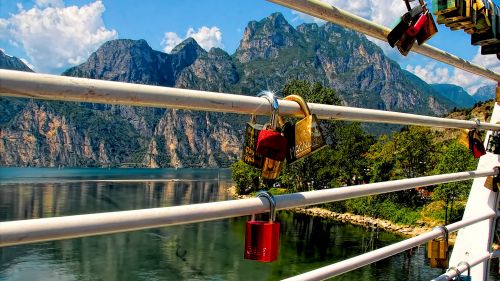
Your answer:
[242,115,264,168]
[484,167,500,192]
[484,176,499,191]
[427,226,449,269]
[282,95,327,163]
[262,158,283,180]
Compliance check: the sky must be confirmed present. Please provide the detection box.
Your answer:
[0,0,499,94]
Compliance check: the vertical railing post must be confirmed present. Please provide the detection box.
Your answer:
[449,102,500,280]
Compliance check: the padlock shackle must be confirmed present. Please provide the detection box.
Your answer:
[258,91,280,130]
[475,118,482,129]
[250,114,257,124]
[457,261,471,277]
[433,225,449,243]
[403,0,412,11]
[284,95,312,118]
[447,266,462,279]
[256,190,277,222]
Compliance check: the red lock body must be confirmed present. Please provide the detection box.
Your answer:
[244,221,280,262]
[406,12,428,36]
[256,130,288,161]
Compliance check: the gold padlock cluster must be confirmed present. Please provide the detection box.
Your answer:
[433,0,500,58]
[242,92,327,183]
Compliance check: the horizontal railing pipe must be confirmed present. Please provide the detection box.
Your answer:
[267,0,500,82]
[1,70,500,131]
[431,252,492,281]
[282,213,496,281]
[0,168,496,247]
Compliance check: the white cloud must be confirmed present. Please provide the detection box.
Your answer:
[0,1,117,73]
[292,0,406,28]
[161,26,223,53]
[406,50,500,94]
[35,0,64,8]
[161,32,183,53]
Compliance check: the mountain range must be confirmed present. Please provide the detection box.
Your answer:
[0,12,492,168]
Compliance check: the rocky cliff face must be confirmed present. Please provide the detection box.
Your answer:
[1,13,462,168]
[0,50,33,72]
[473,84,496,103]
[234,13,453,115]
[431,84,476,109]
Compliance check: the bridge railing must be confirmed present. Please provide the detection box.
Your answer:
[0,169,496,247]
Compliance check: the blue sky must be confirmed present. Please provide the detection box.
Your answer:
[0,0,498,93]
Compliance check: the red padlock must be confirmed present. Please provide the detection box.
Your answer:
[255,91,287,161]
[468,125,486,158]
[244,191,280,262]
[256,128,287,161]
[406,11,428,37]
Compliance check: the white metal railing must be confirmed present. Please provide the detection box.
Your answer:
[432,252,494,281]
[0,169,495,247]
[1,70,500,131]
[267,0,500,82]
[283,213,497,281]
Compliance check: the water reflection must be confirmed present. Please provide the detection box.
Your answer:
[0,168,499,281]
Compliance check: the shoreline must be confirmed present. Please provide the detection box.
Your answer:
[227,186,456,243]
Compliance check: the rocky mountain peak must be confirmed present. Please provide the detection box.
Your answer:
[171,37,206,55]
[473,84,496,102]
[0,50,33,72]
[235,12,301,63]
[62,39,167,84]
[296,22,319,36]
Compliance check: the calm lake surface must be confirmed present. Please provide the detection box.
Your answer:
[0,168,499,281]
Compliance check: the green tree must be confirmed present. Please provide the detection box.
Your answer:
[432,140,478,223]
[282,80,341,106]
[365,126,438,208]
[231,160,260,194]
[393,126,438,179]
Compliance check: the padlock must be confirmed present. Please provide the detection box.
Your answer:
[242,114,265,168]
[282,95,327,163]
[244,191,280,262]
[484,167,500,192]
[417,9,439,45]
[255,91,288,162]
[486,129,500,154]
[442,0,471,25]
[407,11,429,37]
[468,127,486,158]
[261,157,283,180]
[427,226,449,269]
[433,0,459,15]
[472,2,499,45]
[388,3,424,47]
[396,2,436,55]
[470,0,494,45]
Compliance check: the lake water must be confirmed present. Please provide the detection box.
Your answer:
[0,168,499,281]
